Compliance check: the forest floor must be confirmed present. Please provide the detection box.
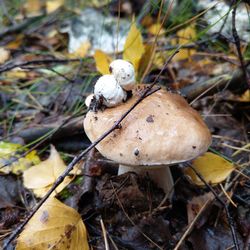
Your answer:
[0,1,249,249]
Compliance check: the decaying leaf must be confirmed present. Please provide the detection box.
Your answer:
[123,22,145,72]
[171,24,196,61]
[16,197,89,250]
[94,49,112,75]
[23,145,78,197]
[187,192,214,224]
[184,152,235,186]
[0,141,40,174]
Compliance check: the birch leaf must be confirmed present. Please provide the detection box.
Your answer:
[16,197,89,250]
[171,24,196,61]
[123,23,145,72]
[0,142,40,174]
[94,49,112,75]
[23,145,77,198]
[185,152,235,186]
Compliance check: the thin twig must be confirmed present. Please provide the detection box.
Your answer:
[100,218,110,250]
[232,1,249,88]
[0,112,84,170]
[2,50,179,249]
[0,58,80,74]
[173,199,212,250]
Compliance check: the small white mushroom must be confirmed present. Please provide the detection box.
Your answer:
[85,94,94,108]
[109,59,135,91]
[94,75,127,107]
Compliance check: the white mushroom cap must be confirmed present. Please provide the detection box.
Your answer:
[109,59,135,91]
[94,75,127,107]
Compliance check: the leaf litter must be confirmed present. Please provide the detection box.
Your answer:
[0,1,249,249]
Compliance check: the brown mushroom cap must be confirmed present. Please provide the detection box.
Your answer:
[84,85,212,166]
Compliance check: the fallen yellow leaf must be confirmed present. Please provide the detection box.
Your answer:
[171,24,196,61]
[68,41,91,58]
[6,35,24,49]
[238,89,250,102]
[138,44,155,77]
[94,49,113,75]
[4,69,27,79]
[24,0,43,16]
[23,145,76,197]
[148,23,165,36]
[46,0,64,13]
[16,197,89,250]
[0,47,10,64]
[0,141,40,174]
[184,152,235,186]
[123,22,145,72]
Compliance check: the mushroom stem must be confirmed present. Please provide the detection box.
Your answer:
[118,165,174,197]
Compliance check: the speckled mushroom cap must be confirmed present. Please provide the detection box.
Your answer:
[84,85,212,166]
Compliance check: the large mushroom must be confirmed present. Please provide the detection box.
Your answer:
[84,85,211,195]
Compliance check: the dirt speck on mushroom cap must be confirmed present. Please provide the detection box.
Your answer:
[84,84,212,166]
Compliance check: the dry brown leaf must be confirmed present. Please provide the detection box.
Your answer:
[123,22,145,72]
[94,49,113,75]
[23,145,77,197]
[0,47,10,64]
[16,197,89,250]
[184,152,235,186]
[187,192,214,224]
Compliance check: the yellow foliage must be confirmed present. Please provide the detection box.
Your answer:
[94,22,145,77]
[123,22,145,72]
[68,41,91,58]
[148,23,165,36]
[16,197,89,250]
[24,0,43,16]
[171,24,196,61]
[23,145,78,197]
[4,70,27,79]
[46,0,64,13]
[0,142,40,174]
[238,89,250,102]
[6,35,24,49]
[184,152,235,186]
[94,49,112,75]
